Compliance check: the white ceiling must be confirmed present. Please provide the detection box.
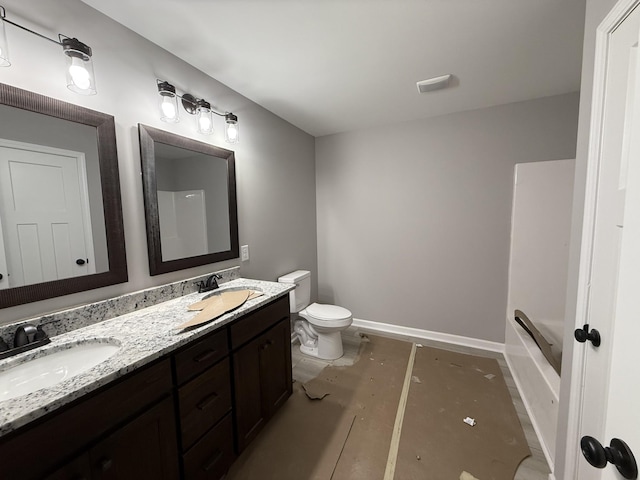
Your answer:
[83,0,586,137]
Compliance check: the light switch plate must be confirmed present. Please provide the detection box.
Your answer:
[241,245,249,262]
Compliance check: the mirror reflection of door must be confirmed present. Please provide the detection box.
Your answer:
[0,139,96,288]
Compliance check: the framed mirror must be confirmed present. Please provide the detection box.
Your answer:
[0,83,127,308]
[138,124,239,276]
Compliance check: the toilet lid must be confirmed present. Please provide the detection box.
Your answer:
[306,303,352,321]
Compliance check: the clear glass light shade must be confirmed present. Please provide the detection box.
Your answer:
[159,93,179,123]
[224,115,240,143]
[197,107,214,135]
[0,19,10,67]
[64,50,96,95]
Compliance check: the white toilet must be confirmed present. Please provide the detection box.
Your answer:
[278,270,353,360]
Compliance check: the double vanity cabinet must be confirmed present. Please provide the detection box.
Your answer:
[0,294,292,480]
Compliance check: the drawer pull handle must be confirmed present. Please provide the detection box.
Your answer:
[197,392,219,410]
[203,449,223,472]
[194,349,217,363]
[99,458,113,472]
[260,339,274,350]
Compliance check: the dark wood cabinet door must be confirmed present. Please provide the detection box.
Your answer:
[232,334,265,452]
[233,317,292,453]
[89,397,179,480]
[259,318,292,418]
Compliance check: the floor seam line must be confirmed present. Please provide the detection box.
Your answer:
[383,341,417,480]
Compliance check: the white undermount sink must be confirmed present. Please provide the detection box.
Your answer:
[0,340,120,402]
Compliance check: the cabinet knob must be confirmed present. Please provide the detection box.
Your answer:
[99,458,113,472]
[260,339,274,350]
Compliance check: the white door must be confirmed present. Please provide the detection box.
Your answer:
[0,215,8,290]
[570,1,640,478]
[0,140,96,287]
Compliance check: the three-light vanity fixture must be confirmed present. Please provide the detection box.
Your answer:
[0,5,96,95]
[157,80,239,143]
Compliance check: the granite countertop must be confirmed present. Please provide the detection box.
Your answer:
[0,278,294,437]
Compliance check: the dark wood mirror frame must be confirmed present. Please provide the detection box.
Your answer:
[0,83,128,308]
[138,124,239,276]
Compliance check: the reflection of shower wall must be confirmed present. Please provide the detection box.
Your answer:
[158,190,208,261]
[156,155,230,253]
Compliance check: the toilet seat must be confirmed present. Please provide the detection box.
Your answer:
[301,303,352,328]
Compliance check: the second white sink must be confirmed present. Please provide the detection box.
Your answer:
[0,340,120,402]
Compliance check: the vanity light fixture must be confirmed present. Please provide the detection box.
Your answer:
[225,113,239,144]
[157,79,239,142]
[157,81,179,122]
[0,6,97,95]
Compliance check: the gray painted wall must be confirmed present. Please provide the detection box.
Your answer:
[316,93,579,343]
[1,0,317,324]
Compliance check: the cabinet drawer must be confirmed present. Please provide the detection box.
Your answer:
[179,358,232,451]
[174,329,228,385]
[182,413,234,480]
[230,295,289,350]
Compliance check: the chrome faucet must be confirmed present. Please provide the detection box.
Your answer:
[196,274,223,293]
[14,324,48,348]
[0,324,50,360]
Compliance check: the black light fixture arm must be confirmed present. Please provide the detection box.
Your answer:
[0,6,64,47]
[157,79,233,117]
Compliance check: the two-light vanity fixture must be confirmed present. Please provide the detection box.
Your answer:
[0,5,96,95]
[157,80,239,144]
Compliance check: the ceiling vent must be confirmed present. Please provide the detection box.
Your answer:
[416,74,452,93]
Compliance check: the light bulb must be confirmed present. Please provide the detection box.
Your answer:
[161,97,177,120]
[227,124,238,141]
[68,57,91,90]
[198,115,212,132]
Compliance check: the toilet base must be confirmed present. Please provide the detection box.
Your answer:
[299,330,344,360]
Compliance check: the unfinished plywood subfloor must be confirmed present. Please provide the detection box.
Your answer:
[227,335,412,480]
[393,346,530,480]
[227,334,533,480]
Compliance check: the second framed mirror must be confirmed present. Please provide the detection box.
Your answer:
[138,124,239,275]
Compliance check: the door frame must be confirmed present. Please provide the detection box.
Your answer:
[560,0,640,477]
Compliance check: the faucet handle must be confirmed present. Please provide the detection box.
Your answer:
[34,326,49,342]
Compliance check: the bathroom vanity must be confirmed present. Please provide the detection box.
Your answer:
[0,278,293,480]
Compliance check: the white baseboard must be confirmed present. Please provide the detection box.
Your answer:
[351,318,504,353]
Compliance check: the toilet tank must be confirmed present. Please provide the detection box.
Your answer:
[278,270,311,313]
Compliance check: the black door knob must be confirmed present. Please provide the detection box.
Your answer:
[574,324,601,347]
[76,258,86,266]
[581,436,638,479]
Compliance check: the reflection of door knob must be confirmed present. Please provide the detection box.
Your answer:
[574,324,601,347]
[581,436,638,479]
[76,259,86,266]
